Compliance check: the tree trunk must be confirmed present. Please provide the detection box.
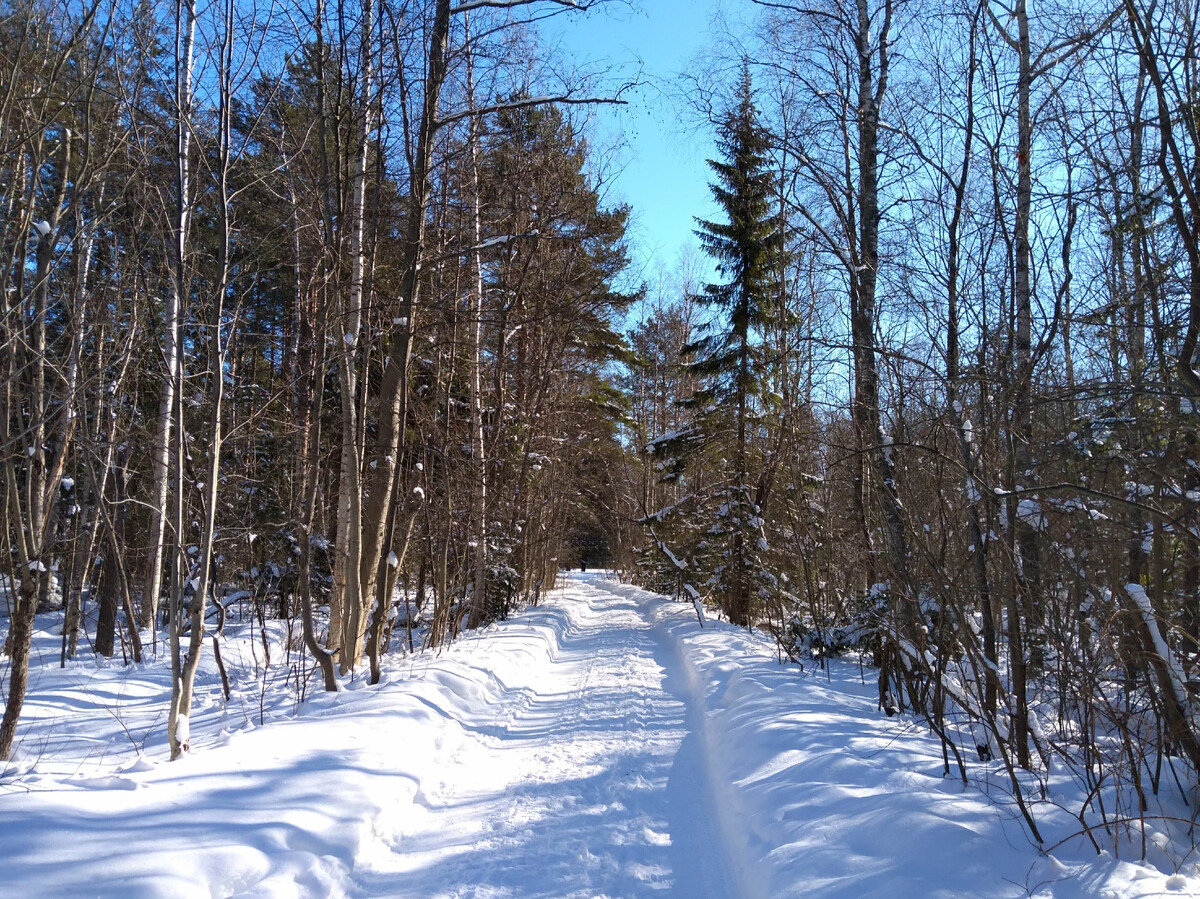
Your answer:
[142,0,194,633]
[358,0,453,645]
[853,0,921,698]
[0,578,39,761]
[465,18,490,629]
[329,0,377,673]
[944,13,996,717]
[169,0,228,757]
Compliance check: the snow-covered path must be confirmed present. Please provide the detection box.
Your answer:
[2,572,1192,897]
[355,573,742,897]
[2,574,748,898]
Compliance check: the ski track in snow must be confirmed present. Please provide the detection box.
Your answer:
[1,572,1194,898]
[353,574,741,898]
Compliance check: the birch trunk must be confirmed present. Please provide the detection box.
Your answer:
[465,16,490,629]
[142,156,187,630]
[153,0,194,648]
[168,0,227,759]
[0,133,73,759]
[332,0,375,673]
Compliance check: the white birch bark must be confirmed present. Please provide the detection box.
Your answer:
[465,13,489,628]
[145,0,196,635]
[332,0,375,672]
[165,0,197,759]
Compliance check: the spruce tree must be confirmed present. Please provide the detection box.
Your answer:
[687,63,785,626]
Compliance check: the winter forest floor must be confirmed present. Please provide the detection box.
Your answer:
[1,573,1197,897]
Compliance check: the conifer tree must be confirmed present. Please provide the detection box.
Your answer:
[686,63,785,626]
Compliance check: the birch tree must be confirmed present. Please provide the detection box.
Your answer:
[0,0,104,761]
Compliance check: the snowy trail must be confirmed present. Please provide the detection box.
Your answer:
[355,573,744,897]
[3,573,1191,898]
[2,574,748,898]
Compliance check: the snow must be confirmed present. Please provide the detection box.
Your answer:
[644,427,697,455]
[659,541,687,570]
[1127,583,1193,715]
[683,582,708,627]
[0,574,1192,897]
[475,234,516,250]
[1017,497,1046,529]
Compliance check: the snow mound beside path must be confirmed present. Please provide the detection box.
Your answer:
[630,576,1195,898]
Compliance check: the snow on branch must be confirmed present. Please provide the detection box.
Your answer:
[1126,584,1192,714]
[641,519,690,574]
[643,427,702,456]
[452,0,591,13]
[426,232,540,265]
[435,91,629,130]
[640,493,698,524]
[684,582,707,627]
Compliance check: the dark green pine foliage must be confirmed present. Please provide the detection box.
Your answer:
[687,64,785,627]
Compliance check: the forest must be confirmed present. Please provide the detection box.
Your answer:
[3,0,1200,866]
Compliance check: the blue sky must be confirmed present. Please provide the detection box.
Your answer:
[544,1,727,280]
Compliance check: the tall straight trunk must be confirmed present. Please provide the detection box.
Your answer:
[331,0,375,673]
[150,0,195,638]
[1124,67,1150,584]
[944,15,996,717]
[730,327,750,626]
[164,0,196,761]
[1004,0,1036,770]
[66,315,134,659]
[465,19,490,629]
[60,174,102,657]
[358,0,453,643]
[94,454,128,657]
[168,0,230,758]
[309,0,347,655]
[169,341,224,758]
[299,296,339,693]
[142,30,193,631]
[141,292,178,631]
[853,0,919,674]
[284,150,338,692]
[847,121,873,596]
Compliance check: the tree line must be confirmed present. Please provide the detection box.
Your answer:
[620,0,1200,849]
[0,0,634,761]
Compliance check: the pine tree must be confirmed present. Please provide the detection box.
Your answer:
[686,63,785,626]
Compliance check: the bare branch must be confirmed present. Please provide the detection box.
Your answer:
[434,90,630,130]
[451,0,591,13]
